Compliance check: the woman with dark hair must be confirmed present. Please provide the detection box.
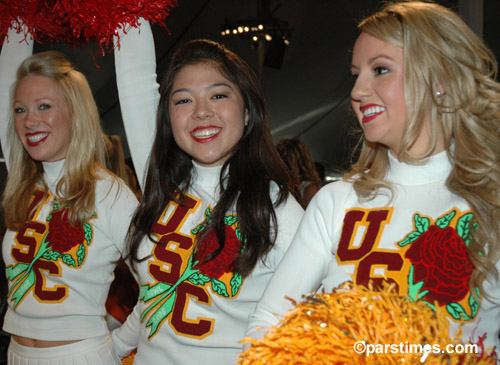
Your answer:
[112,21,304,364]
[276,138,322,208]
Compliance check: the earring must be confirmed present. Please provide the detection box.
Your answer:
[436,91,442,97]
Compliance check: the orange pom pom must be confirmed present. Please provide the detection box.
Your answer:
[239,282,497,364]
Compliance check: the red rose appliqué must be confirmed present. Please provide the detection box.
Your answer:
[193,225,242,279]
[405,225,473,305]
[45,209,85,253]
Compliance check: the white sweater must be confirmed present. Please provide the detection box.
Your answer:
[0,26,138,341]
[112,20,304,364]
[112,163,304,364]
[2,161,138,340]
[247,150,500,357]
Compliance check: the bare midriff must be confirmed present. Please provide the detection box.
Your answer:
[12,335,82,348]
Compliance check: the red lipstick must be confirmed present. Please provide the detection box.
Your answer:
[190,126,222,143]
[360,104,385,124]
[25,132,49,147]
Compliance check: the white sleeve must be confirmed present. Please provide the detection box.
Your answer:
[111,300,141,358]
[114,19,160,190]
[0,25,34,171]
[102,180,139,256]
[245,186,336,340]
[268,193,305,268]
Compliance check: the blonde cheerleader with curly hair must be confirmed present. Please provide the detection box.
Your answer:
[247,1,500,359]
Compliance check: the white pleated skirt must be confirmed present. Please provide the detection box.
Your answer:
[7,335,121,365]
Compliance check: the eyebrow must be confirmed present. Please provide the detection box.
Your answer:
[368,54,395,64]
[351,54,396,71]
[13,97,54,104]
[171,82,234,96]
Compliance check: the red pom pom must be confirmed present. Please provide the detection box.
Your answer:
[0,2,11,43]
[0,0,69,45]
[1,0,178,53]
[66,0,178,51]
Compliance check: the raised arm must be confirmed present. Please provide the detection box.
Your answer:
[0,25,34,170]
[114,19,160,190]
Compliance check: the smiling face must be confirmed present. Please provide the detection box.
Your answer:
[350,32,407,155]
[169,62,247,167]
[14,74,72,162]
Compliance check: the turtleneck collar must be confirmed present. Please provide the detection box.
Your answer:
[42,159,65,186]
[386,149,452,186]
[192,161,224,188]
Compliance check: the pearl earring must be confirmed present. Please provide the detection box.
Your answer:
[436,91,442,97]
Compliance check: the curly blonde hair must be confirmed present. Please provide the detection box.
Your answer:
[3,51,107,229]
[346,1,500,291]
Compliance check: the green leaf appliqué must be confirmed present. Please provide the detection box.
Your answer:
[456,212,474,246]
[211,279,229,297]
[435,210,456,229]
[230,272,243,296]
[446,302,470,321]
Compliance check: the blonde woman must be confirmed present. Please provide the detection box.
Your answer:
[0,27,137,363]
[247,1,500,357]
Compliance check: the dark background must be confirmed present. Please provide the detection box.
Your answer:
[1,0,498,179]
[0,1,497,362]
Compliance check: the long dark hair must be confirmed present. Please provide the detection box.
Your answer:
[276,138,322,203]
[127,39,293,277]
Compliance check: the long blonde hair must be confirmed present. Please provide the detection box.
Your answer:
[2,51,107,228]
[346,1,500,290]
